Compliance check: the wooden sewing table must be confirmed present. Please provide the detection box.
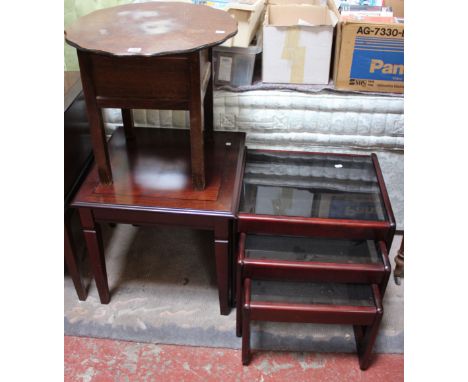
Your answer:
[65,2,237,190]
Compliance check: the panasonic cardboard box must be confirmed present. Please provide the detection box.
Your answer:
[263,0,338,84]
[333,15,404,93]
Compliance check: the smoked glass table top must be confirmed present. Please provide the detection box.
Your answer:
[245,234,382,264]
[239,151,388,221]
[251,280,375,307]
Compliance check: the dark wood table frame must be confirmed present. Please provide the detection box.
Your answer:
[237,152,396,252]
[72,128,246,316]
[234,149,395,368]
[235,233,391,337]
[77,48,214,190]
[77,207,235,314]
[66,2,238,191]
[240,279,383,370]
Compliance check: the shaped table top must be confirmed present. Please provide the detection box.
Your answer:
[65,2,237,57]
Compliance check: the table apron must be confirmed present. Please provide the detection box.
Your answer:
[242,262,385,285]
[90,207,231,232]
[249,303,377,325]
[238,216,391,242]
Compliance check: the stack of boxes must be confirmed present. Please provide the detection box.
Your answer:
[201,0,404,93]
[333,0,404,93]
[209,0,267,86]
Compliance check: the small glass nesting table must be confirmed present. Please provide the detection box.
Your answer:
[235,150,396,369]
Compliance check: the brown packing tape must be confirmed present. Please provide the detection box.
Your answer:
[281,26,305,83]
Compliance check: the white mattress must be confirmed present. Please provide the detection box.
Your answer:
[102,89,404,230]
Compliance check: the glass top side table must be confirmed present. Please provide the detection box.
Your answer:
[238,150,396,249]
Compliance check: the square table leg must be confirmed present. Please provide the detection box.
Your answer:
[215,221,232,315]
[78,208,110,304]
[354,285,383,370]
[64,212,87,301]
[236,257,243,337]
[241,278,252,365]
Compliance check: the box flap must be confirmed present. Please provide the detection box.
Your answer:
[225,0,265,12]
[268,4,337,27]
[268,0,324,5]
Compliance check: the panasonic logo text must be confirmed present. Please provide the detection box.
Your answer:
[369,59,404,75]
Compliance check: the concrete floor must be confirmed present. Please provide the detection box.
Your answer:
[64,216,404,355]
[64,336,404,381]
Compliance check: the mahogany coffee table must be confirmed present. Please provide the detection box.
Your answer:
[65,2,237,190]
[71,127,246,315]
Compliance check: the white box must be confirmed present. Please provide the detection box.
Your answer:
[262,0,338,84]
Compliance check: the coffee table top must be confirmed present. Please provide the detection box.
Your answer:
[65,2,238,56]
[239,150,393,222]
[72,127,245,217]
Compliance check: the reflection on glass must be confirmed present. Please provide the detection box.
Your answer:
[240,151,387,221]
[251,280,374,306]
[245,235,381,264]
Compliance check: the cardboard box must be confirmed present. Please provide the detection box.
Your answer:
[262,0,338,84]
[205,0,266,48]
[333,2,404,93]
[384,0,404,18]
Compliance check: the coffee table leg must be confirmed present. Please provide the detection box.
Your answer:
[214,223,231,315]
[78,208,110,304]
[214,238,230,315]
[242,278,252,365]
[355,284,383,370]
[236,259,242,337]
[236,230,244,337]
[230,220,237,308]
[121,109,135,141]
[189,51,206,190]
[64,214,87,301]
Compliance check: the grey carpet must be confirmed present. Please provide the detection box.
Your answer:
[64,216,404,353]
